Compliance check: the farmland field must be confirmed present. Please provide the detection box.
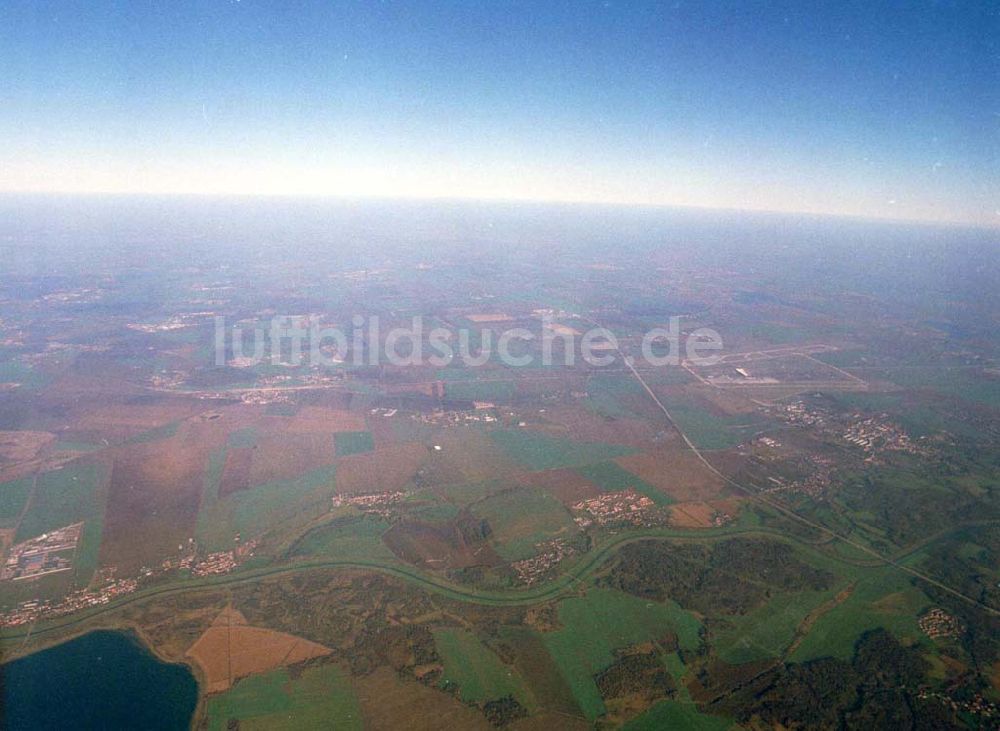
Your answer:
[204,664,361,731]
[490,429,634,471]
[1,198,999,731]
[433,628,533,707]
[335,430,375,457]
[0,477,32,528]
[472,487,579,560]
[542,588,701,720]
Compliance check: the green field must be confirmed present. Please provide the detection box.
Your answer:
[51,441,104,453]
[227,427,259,449]
[0,477,32,528]
[434,628,533,707]
[443,378,515,403]
[289,515,395,562]
[204,664,362,731]
[623,699,734,731]
[0,360,49,390]
[490,429,634,471]
[713,585,839,664]
[654,395,763,450]
[265,402,299,416]
[125,420,180,445]
[789,566,927,663]
[820,390,981,439]
[878,365,1000,409]
[432,479,503,508]
[334,431,375,457]
[12,462,109,586]
[407,500,461,522]
[584,373,647,419]
[194,448,230,551]
[195,448,337,551]
[472,487,579,561]
[542,588,702,720]
[577,461,674,506]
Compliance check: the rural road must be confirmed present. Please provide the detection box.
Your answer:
[1,516,992,650]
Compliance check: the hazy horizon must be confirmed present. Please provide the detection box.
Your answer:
[4,2,997,226]
[2,189,998,234]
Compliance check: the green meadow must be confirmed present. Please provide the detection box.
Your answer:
[542,588,701,721]
[654,395,763,450]
[444,379,515,403]
[205,664,362,731]
[13,462,109,586]
[624,699,734,731]
[577,461,674,506]
[788,566,927,663]
[490,429,633,471]
[472,487,579,561]
[195,447,337,552]
[334,431,375,457]
[0,477,33,528]
[289,515,395,562]
[434,628,533,707]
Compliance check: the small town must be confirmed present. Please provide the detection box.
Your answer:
[414,405,500,427]
[841,415,926,459]
[0,577,139,628]
[778,401,929,461]
[0,539,258,627]
[511,538,577,586]
[777,400,827,427]
[917,690,997,725]
[759,456,836,499]
[572,489,662,528]
[190,551,239,577]
[919,607,964,640]
[332,490,407,519]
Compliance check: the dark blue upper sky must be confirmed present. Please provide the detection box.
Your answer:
[2,1,997,224]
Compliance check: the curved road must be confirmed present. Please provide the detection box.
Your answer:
[3,516,995,648]
[0,526,803,644]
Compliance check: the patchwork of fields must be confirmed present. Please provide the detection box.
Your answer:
[2,235,999,730]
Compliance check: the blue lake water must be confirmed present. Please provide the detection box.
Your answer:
[2,629,197,730]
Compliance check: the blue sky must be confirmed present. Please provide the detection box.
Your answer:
[2,1,997,225]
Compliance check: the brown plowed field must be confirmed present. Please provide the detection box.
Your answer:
[186,607,332,693]
[247,432,335,487]
[101,442,206,573]
[517,468,602,506]
[668,498,743,528]
[334,442,428,495]
[615,448,727,502]
[218,447,254,497]
[285,407,366,434]
[532,405,657,448]
[352,666,492,730]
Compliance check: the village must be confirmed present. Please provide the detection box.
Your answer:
[332,490,407,520]
[919,607,964,640]
[0,577,139,628]
[571,489,665,529]
[777,400,929,460]
[0,539,258,628]
[510,538,577,586]
[841,415,928,460]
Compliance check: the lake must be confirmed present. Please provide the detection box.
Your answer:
[1,629,197,730]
